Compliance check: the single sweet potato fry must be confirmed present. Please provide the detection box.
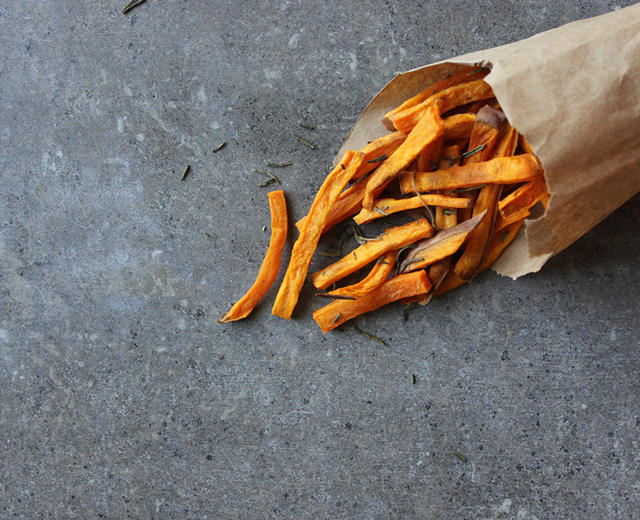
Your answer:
[454,118,516,281]
[398,154,541,193]
[219,190,288,323]
[443,113,476,141]
[326,251,395,299]
[311,218,434,290]
[272,151,365,319]
[363,105,444,211]
[391,80,494,134]
[352,131,407,181]
[417,134,444,171]
[382,67,490,130]
[313,270,432,333]
[353,194,472,225]
[399,211,486,273]
[494,179,550,231]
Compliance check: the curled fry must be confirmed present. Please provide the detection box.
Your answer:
[327,251,395,299]
[219,190,288,323]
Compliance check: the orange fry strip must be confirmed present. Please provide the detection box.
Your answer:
[353,194,472,225]
[352,131,407,181]
[391,80,495,134]
[399,211,486,273]
[313,270,432,333]
[454,116,516,280]
[311,218,434,290]
[443,113,476,141]
[363,105,444,211]
[382,67,490,130]
[399,153,541,193]
[494,179,550,231]
[326,251,395,299]
[219,190,288,323]
[272,151,365,319]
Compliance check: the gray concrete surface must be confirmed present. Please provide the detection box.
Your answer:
[1,1,639,518]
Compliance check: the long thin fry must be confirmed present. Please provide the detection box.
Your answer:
[311,218,434,290]
[313,271,432,333]
[272,151,365,319]
[454,113,515,280]
[443,113,476,141]
[327,251,395,298]
[399,154,541,193]
[353,194,472,225]
[363,105,444,210]
[391,80,495,134]
[494,179,550,231]
[219,191,288,323]
[382,67,490,130]
[352,131,407,181]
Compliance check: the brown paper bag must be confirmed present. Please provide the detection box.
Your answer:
[338,4,640,278]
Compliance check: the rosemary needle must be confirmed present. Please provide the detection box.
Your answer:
[299,122,315,131]
[266,161,292,168]
[212,141,227,153]
[122,0,147,14]
[253,168,280,185]
[204,232,217,238]
[353,324,388,347]
[295,135,316,150]
[180,164,191,181]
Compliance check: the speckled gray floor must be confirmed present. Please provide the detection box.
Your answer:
[1,1,639,519]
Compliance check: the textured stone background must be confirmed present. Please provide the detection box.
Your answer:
[1,1,639,519]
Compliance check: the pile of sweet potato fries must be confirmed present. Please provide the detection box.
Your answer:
[220,67,549,333]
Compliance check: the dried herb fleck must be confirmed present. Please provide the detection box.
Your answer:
[204,232,217,238]
[180,164,191,181]
[315,293,355,300]
[452,452,468,463]
[266,161,292,168]
[299,122,315,131]
[353,324,388,347]
[461,144,486,160]
[442,209,457,215]
[122,0,147,14]
[367,154,387,164]
[212,141,227,153]
[295,135,316,150]
[374,206,389,216]
[253,168,281,186]
[333,313,342,324]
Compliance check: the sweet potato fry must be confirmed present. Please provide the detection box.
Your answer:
[399,211,486,273]
[391,80,495,134]
[272,151,365,319]
[219,190,288,323]
[363,105,444,211]
[417,134,444,171]
[326,250,395,299]
[353,194,472,225]
[313,270,432,333]
[494,179,550,231]
[454,119,516,281]
[382,67,490,130]
[399,153,541,193]
[443,113,476,141]
[352,131,407,181]
[311,218,434,290]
